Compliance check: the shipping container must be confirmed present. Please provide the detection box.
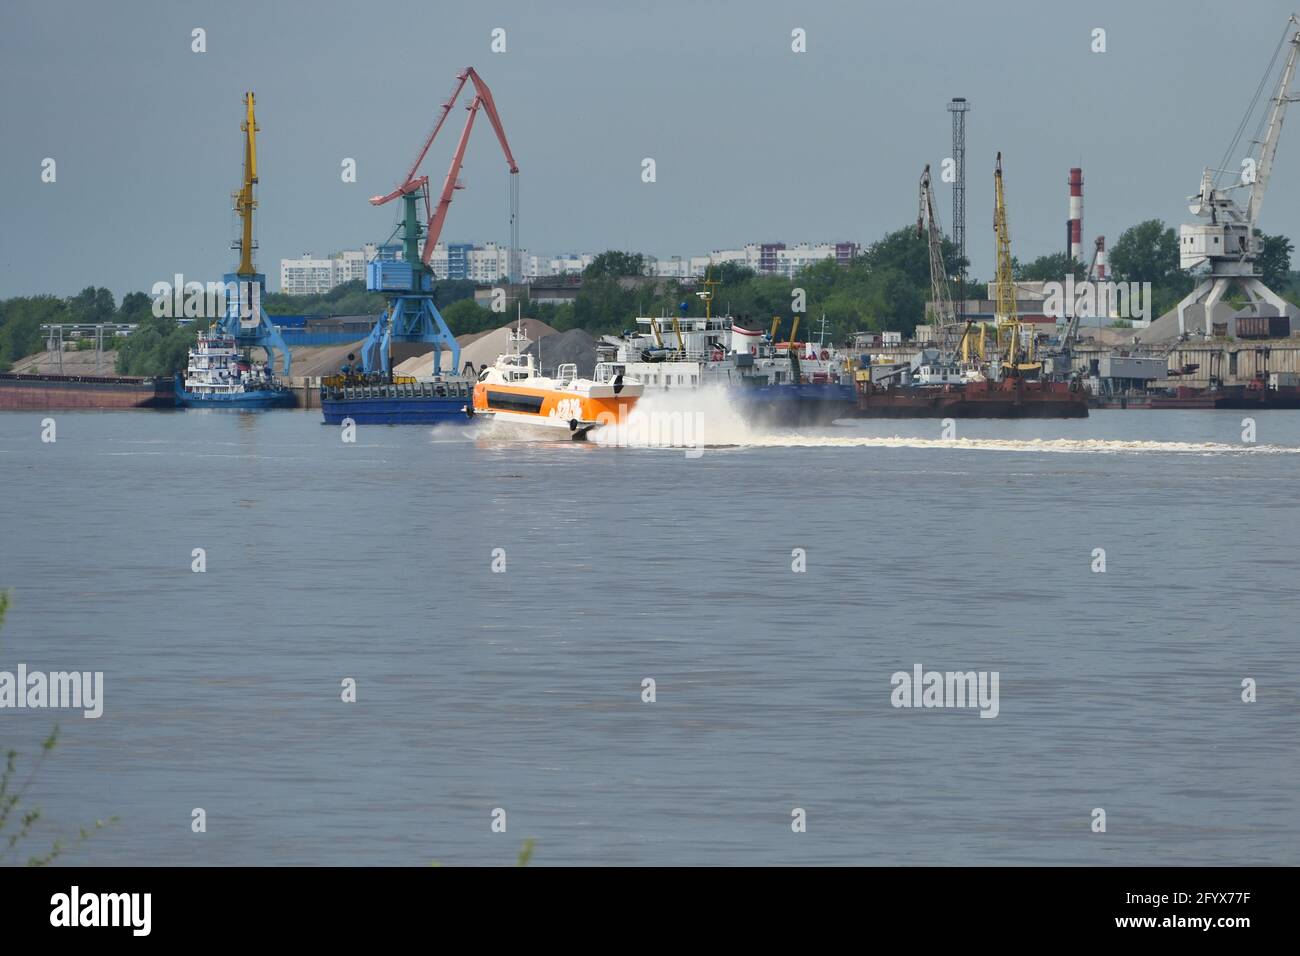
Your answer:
[1236,316,1270,338]
[1098,356,1167,380]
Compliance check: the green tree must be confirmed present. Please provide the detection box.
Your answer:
[441,298,494,336]
[1108,219,1181,285]
[433,279,477,310]
[1256,231,1293,291]
[714,262,756,286]
[117,291,154,324]
[263,279,388,317]
[114,314,198,376]
[583,251,645,279]
[543,302,577,332]
[67,287,116,325]
[0,296,68,371]
[860,226,931,288]
[1017,252,1085,282]
[862,267,924,332]
[1108,219,1196,319]
[572,276,639,333]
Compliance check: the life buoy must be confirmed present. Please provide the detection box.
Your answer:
[820,350,830,360]
[711,350,724,362]
[750,345,757,355]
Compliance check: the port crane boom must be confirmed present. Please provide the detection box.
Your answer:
[915,164,967,361]
[218,92,290,376]
[1174,15,1300,336]
[918,165,957,351]
[1248,18,1300,225]
[360,67,519,375]
[234,93,259,276]
[993,152,1038,375]
[369,67,519,269]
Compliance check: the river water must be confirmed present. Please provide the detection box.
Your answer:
[1,399,1297,866]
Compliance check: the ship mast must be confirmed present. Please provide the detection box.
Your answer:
[698,265,720,320]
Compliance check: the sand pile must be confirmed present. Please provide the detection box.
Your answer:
[394,318,558,378]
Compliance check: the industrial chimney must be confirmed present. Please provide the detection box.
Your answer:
[1068,168,1083,263]
[1093,235,1107,280]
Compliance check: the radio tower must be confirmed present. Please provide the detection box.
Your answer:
[948,98,970,322]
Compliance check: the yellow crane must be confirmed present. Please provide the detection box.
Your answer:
[212,92,290,376]
[992,152,1039,375]
[233,92,259,276]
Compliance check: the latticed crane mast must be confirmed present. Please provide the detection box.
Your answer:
[918,165,957,355]
[992,153,1038,375]
[220,92,290,376]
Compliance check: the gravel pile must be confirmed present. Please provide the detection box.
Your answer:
[525,328,598,378]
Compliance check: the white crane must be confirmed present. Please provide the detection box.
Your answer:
[1174,15,1300,336]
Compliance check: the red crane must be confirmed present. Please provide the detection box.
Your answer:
[370,67,519,272]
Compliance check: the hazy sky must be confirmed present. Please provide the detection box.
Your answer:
[4,0,1300,298]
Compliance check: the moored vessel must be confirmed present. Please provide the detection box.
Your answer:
[176,331,295,409]
[0,371,176,410]
[1148,378,1300,409]
[855,374,1090,418]
[609,310,857,425]
[320,371,475,425]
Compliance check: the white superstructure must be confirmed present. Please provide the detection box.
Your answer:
[609,315,847,391]
[183,332,276,395]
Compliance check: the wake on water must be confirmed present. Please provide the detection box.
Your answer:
[587,386,1300,456]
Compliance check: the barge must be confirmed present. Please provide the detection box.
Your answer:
[0,372,176,410]
[320,378,475,425]
[855,375,1090,418]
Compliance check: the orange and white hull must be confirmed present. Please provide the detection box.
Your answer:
[471,355,642,438]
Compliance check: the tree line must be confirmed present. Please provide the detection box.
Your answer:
[2,221,1295,375]
[447,222,1296,344]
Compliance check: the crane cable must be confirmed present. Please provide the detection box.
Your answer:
[505,165,520,281]
[1214,24,1288,188]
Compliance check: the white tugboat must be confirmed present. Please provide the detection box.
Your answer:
[176,331,294,408]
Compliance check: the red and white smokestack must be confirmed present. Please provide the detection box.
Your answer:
[1068,168,1083,263]
[1093,236,1106,280]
